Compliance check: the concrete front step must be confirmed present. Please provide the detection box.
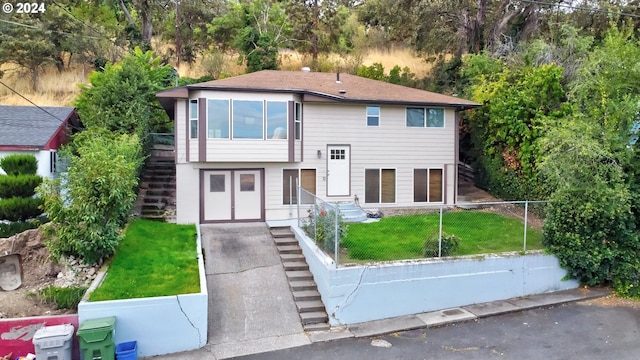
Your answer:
[274,237,297,247]
[290,280,318,291]
[283,261,309,271]
[270,229,295,238]
[297,300,326,313]
[300,311,328,325]
[304,322,331,331]
[286,270,313,281]
[292,290,321,301]
[280,253,305,262]
[277,245,302,254]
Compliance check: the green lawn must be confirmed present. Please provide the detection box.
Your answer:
[341,211,543,262]
[90,219,200,301]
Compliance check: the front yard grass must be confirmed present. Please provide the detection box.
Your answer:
[341,211,543,262]
[89,219,200,301]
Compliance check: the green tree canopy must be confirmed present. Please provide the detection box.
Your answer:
[74,47,173,136]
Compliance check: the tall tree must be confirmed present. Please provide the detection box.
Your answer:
[209,0,291,72]
[359,0,539,56]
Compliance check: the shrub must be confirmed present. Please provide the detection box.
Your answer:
[0,216,47,238]
[302,206,349,254]
[38,130,143,264]
[423,232,460,257]
[0,154,38,175]
[0,197,43,221]
[37,286,87,310]
[0,175,42,198]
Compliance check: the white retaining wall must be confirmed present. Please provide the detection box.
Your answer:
[292,226,579,326]
[78,226,208,357]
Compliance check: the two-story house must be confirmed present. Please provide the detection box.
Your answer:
[156,70,479,224]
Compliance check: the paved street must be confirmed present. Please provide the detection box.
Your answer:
[232,300,640,360]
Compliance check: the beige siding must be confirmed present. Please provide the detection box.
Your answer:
[175,163,200,224]
[205,140,289,162]
[175,100,187,164]
[299,103,456,206]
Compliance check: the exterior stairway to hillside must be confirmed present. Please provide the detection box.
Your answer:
[136,144,176,222]
[269,225,330,332]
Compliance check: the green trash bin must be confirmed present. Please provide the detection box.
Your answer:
[77,316,116,360]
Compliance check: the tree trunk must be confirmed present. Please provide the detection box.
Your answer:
[30,65,39,91]
[118,0,135,26]
[311,0,318,68]
[140,0,153,42]
[175,0,181,66]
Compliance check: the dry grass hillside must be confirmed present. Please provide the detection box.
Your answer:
[0,48,433,107]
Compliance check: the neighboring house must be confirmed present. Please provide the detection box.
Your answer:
[156,70,479,224]
[0,105,79,178]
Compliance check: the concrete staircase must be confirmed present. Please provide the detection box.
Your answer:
[136,145,176,222]
[336,202,368,222]
[270,226,330,332]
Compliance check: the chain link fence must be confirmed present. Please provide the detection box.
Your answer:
[296,186,546,266]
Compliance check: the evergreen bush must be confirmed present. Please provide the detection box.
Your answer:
[0,154,38,175]
[0,175,43,198]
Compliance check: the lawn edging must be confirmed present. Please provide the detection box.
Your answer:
[292,226,579,326]
[77,224,208,357]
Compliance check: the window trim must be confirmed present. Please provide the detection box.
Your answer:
[294,102,302,140]
[206,98,231,139]
[282,168,317,205]
[232,99,265,140]
[412,167,444,203]
[266,101,288,140]
[189,99,198,139]
[366,105,380,127]
[405,107,445,128]
[364,168,397,204]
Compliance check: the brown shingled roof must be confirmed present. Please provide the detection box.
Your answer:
[176,70,479,109]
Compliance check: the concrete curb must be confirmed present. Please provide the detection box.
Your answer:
[307,287,611,343]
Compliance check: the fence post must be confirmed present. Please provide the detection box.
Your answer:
[438,206,443,257]
[289,176,293,219]
[523,201,529,252]
[296,178,301,227]
[335,204,339,265]
[313,196,317,241]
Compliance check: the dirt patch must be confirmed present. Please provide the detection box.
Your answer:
[0,229,98,318]
[579,292,640,309]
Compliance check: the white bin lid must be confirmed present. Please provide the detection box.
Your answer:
[33,324,74,342]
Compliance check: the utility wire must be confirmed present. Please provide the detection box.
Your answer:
[519,0,640,19]
[0,80,83,131]
[50,0,131,55]
[0,18,103,38]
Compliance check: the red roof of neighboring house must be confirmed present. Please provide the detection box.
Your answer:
[0,106,78,150]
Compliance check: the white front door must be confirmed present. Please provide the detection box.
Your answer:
[202,169,263,222]
[203,170,232,221]
[234,169,262,220]
[327,145,350,196]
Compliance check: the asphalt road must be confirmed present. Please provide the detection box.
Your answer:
[232,300,640,360]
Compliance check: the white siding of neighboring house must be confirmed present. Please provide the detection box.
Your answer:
[0,150,56,178]
[173,92,459,223]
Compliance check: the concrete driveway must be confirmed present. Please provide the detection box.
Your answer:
[201,223,310,359]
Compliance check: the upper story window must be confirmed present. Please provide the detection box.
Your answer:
[207,99,230,138]
[366,105,380,126]
[295,102,302,140]
[233,100,263,139]
[406,107,445,128]
[189,99,198,139]
[267,101,288,139]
